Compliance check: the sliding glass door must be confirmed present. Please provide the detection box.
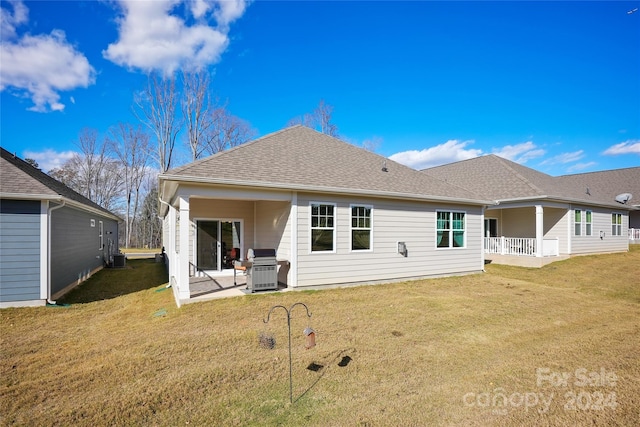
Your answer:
[196,220,242,271]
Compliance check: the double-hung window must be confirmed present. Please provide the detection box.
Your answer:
[436,211,465,248]
[574,209,582,236]
[351,205,372,251]
[311,203,335,252]
[612,213,622,236]
[585,211,592,236]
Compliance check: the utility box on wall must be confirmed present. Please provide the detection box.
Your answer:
[397,241,407,257]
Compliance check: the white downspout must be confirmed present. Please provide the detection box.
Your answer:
[47,201,66,304]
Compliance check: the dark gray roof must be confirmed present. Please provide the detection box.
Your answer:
[161,126,486,204]
[422,154,639,209]
[0,147,119,219]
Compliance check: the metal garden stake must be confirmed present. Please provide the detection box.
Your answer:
[263,302,313,403]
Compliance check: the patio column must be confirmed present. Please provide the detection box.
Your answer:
[168,205,177,280]
[535,205,543,257]
[178,196,191,301]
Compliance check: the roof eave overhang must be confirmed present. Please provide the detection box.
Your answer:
[157,174,491,214]
[0,192,122,221]
[494,195,635,210]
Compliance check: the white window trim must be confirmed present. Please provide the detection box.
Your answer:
[350,204,373,253]
[574,209,582,236]
[612,212,623,236]
[309,202,336,253]
[436,210,467,249]
[585,210,592,236]
[99,221,104,250]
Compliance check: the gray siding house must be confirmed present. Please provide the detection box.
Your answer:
[0,148,120,307]
[158,126,490,306]
[424,156,638,266]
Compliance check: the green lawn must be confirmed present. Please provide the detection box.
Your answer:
[1,247,639,426]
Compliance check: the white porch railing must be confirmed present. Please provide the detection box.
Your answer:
[484,237,559,257]
[630,228,640,241]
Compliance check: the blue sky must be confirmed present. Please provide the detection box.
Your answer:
[1,0,639,176]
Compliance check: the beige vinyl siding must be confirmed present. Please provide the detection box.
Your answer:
[542,207,568,255]
[501,207,535,237]
[570,207,628,254]
[189,199,255,262]
[295,193,483,287]
[254,200,291,259]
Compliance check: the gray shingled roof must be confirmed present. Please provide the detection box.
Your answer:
[0,147,120,219]
[423,154,639,209]
[557,167,640,207]
[161,126,486,204]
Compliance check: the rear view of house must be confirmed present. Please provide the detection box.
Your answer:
[158,126,490,306]
[0,148,120,307]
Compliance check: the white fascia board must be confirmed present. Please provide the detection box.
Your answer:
[496,195,634,211]
[159,175,491,207]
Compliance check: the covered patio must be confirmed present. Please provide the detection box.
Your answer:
[161,184,295,306]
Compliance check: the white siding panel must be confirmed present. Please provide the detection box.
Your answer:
[295,193,483,287]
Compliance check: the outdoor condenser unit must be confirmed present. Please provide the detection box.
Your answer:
[246,248,278,292]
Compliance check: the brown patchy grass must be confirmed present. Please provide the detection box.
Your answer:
[1,248,639,426]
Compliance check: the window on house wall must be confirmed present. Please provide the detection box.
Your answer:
[574,209,582,236]
[311,203,335,252]
[99,221,104,250]
[612,213,622,236]
[585,211,592,236]
[437,211,465,248]
[351,205,372,251]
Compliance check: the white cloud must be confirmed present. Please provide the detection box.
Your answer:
[0,0,28,39]
[103,0,248,75]
[602,140,640,155]
[389,140,482,170]
[566,162,597,173]
[23,149,77,173]
[492,141,545,164]
[539,150,585,166]
[0,1,96,112]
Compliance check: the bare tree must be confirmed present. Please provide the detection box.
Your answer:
[181,70,213,162]
[48,128,123,211]
[136,175,162,249]
[287,99,339,137]
[109,123,150,249]
[362,136,382,152]
[314,99,339,137]
[202,106,256,156]
[134,72,182,172]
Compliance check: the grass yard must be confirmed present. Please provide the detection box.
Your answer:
[1,248,639,426]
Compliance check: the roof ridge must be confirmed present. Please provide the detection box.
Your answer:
[489,154,546,196]
[166,125,307,175]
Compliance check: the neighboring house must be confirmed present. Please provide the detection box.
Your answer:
[158,126,490,306]
[423,155,638,266]
[556,168,640,243]
[0,148,121,307]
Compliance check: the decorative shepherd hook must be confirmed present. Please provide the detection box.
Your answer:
[263,302,312,403]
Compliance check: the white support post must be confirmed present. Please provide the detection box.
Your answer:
[535,205,544,258]
[289,192,298,287]
[178,196,191,301]
[168,205,177,280]
[500,236,505,255]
